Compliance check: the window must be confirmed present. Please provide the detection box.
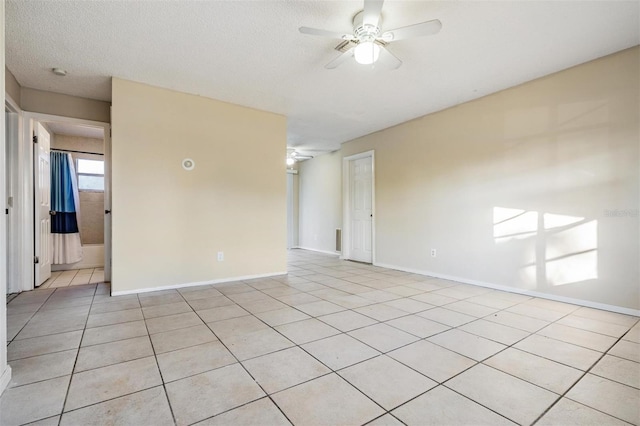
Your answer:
[77,158,104,191]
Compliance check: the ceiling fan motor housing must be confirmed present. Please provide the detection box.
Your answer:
[353,10,381,42]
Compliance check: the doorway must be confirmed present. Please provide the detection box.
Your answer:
[35,119,109,288]
[20,112,111,292]
[342,151,375,264]
[286,170,299,250]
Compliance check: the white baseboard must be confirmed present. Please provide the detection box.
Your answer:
[374,262,640,317]
[111,271,288,296]
[0,366,12,396]
[296,246,340,257]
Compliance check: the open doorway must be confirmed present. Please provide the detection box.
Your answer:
[5,112,113,293]
[34,119,108,288]
[286,169,299,250]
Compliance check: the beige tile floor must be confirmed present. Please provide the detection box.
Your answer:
[2,249,639,425]
[40,268,105,289]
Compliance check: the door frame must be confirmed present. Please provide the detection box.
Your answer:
[5,95,22,293]
[21,111,110,291]
[342,150,375,264]
[286,171,294,250]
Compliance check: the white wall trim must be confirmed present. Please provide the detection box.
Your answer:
[342,150,375,264]
[5,92,20,113]
[295,246,340,257]
[111,271,288,296]
[103,119,111,283]
[0,366,11,396]
[5,96,23,294]
[374,261,640,317]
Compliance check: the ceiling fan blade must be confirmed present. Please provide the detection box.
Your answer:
[363,0,384,28]
[325,48,355,69]
[377,46,402,70]
[299,26,354,40]
[380,19,442,42]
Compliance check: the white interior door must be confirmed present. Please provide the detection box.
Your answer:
[34,122,51,286]
[350,156,373,263]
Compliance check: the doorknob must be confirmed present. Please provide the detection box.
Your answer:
[49,211,56,215]
[105,210,111,214]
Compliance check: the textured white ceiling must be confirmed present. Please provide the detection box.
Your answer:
[6,1,639,154]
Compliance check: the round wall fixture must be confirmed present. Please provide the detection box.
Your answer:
[182,158,195,171]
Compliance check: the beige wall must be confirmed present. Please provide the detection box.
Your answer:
[111,78,287,293]
[300,47,639,311]
[299,151,342,253]
[21,88,110,123]
[5,67,20,105]
[51,134,105,245]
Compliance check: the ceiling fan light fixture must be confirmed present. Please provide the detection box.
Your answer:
[354,41,380,65]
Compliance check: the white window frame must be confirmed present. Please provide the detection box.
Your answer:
[76,158,105,192]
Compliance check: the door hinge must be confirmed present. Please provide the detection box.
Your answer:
[5,208,8,215]
[34,256,39,264]
[33,135,38,143]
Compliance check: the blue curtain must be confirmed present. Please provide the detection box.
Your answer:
[50,151,79,234]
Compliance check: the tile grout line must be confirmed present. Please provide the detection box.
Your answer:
[529,325,640,426]
[136,291,179,426]
[290,259,638,425]
[6,288,60,345]
[224,275,501,425]
[177,290,298,426]
[56,282,99,426]
[198,275,426,425]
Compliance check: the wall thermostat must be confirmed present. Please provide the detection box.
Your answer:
[182,158,195,171]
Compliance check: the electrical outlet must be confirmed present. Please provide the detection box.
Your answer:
[431,249,437,258]
[217,252,224,262]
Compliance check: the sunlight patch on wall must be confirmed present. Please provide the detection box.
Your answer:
[544,213,584,230]
[546,220,597,259]
[493,207,538,243]
[546,220,598,286]
[547,250,598,286]
[494,207,598,287]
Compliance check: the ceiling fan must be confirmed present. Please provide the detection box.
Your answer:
[299,0,441,70]
[287,149,313,166]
